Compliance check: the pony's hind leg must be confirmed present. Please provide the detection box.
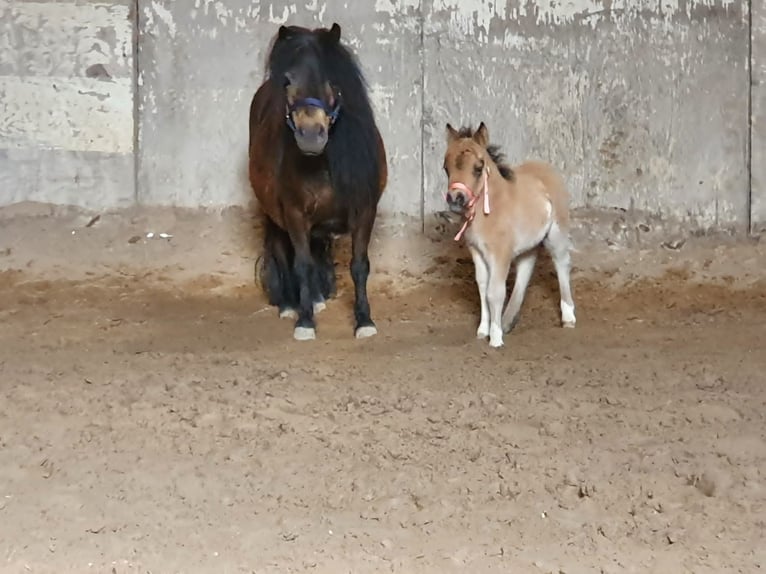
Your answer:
[350,209,378,339]
[468,246,490,339]
[544,222,576,328]
[501,250,538,333]
[310,232,336,313]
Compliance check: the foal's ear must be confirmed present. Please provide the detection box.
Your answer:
[278,25,293,41]
[446,123,460,142]
[473,122,489,147]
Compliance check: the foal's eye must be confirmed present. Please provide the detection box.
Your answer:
[473,164,483,177]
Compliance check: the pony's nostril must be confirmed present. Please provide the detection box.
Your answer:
[456,194,465,206]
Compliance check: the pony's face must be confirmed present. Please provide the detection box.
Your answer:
[277,24,342,156]
[443,122,490,213]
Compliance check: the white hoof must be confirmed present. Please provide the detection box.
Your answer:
[561,301,576,328]
[355,325,378,339]
[489,326,504,348]
[314,301,326,314]
[279,308,297,320]
[293,326,316,341]
[476,328,489,340]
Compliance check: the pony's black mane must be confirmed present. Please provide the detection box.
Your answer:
[267,27,381,214]
[456,126,514,181]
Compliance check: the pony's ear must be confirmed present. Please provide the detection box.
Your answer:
[446,123,460,142]
[328,22,341,43]
[278,25,293,41]
[473,122,489,147]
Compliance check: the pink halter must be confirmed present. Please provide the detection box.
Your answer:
[448,167,491,241]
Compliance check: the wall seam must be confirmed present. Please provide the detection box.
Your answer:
[419,0,426,233]
[747,0,753,233]
[132,0,140,206]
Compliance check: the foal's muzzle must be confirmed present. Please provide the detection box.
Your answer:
[446,190,468,213]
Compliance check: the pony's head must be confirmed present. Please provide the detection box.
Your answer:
[270,23,344,156]
[443,122,513,213]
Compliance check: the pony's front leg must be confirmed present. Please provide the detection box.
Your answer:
[285,221,319,341]
[350,211,377,339]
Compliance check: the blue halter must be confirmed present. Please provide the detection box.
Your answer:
[285,96,341,133]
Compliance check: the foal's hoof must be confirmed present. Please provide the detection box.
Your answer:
[313,300,327,314]
[562,320,576,329]
[279,307,298,320]
[293,326,316,341]
[355,325,378,339]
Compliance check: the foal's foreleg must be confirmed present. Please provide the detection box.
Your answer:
[350,210,378,339]
[468,246,490,339]
[544,223,576,328]
[486,256,512,348]
[501,250,538,333]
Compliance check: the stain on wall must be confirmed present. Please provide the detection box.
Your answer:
[0,0,135,208]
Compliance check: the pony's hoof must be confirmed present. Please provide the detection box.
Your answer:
[489,339,504,348]
[562,320,576,329]
[279,308,298,320]
[476,328,489,339]
[293,326,316,341]
[313,301,326,314]
[355,325,378,339]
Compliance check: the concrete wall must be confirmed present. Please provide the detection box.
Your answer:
[0,0,135,209]
[0,0,761,232]
[137,0,422,217]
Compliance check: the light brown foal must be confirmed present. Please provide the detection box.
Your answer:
[443,122,576,348]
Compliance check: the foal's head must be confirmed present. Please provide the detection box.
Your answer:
[443,122,514,213]
[270,23,343,155]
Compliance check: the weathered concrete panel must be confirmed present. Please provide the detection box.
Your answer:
[422,0,749,230]
[138,0,422,218]
[753,0,766,231]
[0,0,135,209]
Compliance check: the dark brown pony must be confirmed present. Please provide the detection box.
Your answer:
[248,23,387,341]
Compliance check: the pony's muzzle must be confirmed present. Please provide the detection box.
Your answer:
[294,125,328,155]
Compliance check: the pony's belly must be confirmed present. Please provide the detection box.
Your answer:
[311,218,348,236]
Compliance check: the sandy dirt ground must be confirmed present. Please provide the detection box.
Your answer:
[0,203,765,574]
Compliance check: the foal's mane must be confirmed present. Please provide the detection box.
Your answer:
[265,26,381,213]
[454,126,514,181]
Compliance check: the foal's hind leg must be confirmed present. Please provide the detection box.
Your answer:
[350,209,378,339]
[501,250,538,333]
[544,222,576,328]
[468,246,490,339]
